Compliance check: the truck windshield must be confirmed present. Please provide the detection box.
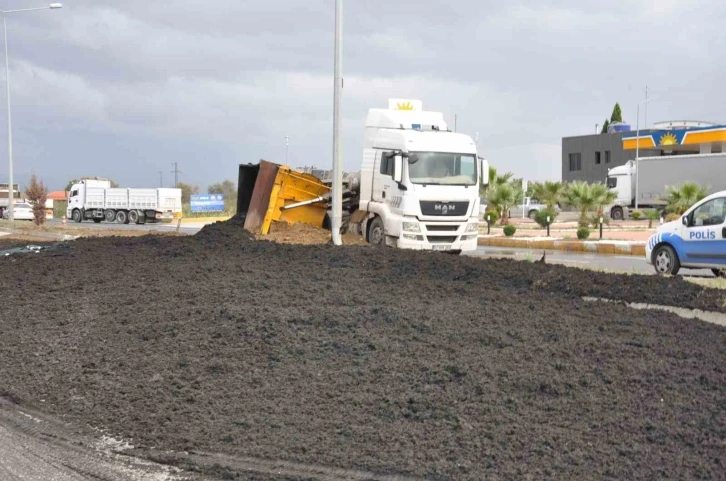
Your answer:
[408,152,477,186]
[607,177,618,188]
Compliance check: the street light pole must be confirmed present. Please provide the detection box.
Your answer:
[331,0,343,246]
[634,95,656,211]
[1,3,62,221]
[285,135,289,166]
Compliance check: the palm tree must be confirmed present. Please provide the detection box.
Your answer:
[565,181,612,227]
[489,182,523,225]
[643,209,661,228]
[531,181,566,211]
[664,182,709,215]
[592,183,617,220]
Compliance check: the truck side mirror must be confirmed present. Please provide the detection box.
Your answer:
[393,155,403,183]
[479,157,489,186]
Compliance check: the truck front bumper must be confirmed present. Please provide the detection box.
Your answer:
[396,233,479,252]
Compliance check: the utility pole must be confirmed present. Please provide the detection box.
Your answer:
[285,135,289,166]
[331,0,343,246]
[454,114,457,133]
[158,171,163,187]
[596,123,599,134]
[171,162,182,188]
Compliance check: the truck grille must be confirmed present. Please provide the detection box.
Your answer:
[425,224,459,232]
[427,236,458,243]
[420,201,469,216]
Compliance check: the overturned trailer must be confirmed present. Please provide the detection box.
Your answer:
[236,160,359,234]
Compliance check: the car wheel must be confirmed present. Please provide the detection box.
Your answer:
[528,210,537,220]
[610,207,624,221]
[367,217,385,246]
[72,209,82,223]
[115,210,128,224]
[712,268,726,278]
[653,245,680,275]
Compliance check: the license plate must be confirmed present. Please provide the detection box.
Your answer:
[432,245,452,251]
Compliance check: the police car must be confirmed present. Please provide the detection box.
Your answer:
[646,190,726,277]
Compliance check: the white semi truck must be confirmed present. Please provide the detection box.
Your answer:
[348,99,487,253]
[67,179,182,224]
[607,153,726,220]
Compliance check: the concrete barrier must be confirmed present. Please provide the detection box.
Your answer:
[477,236,646,257]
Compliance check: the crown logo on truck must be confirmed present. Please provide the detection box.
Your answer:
[396,102,415,111]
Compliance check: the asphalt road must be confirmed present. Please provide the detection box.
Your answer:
[469,246,715,277]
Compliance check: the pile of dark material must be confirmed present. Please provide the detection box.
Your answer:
[1,219,724,481]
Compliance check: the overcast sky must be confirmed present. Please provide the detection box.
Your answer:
[1,0,724,190]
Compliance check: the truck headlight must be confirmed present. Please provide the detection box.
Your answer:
[465,222,479,232]
[402,222,420,233]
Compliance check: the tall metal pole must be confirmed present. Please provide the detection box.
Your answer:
[644,86,648,129]
[158,170,163,187]
[285,135,289,166]
[635,103,640,210]
[331,0,343,245]
[4,15,14,221]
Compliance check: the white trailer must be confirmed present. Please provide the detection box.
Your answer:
[67,179,182,224]
[607,153,726,220]
[348,99,487,253]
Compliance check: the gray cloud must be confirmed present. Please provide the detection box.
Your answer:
[0,0,724,190]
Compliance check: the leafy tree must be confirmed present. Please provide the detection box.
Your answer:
[643,209,662,228]
[531,181,566,211]
[601,119,610,134]
[565,181,615,227]
[489,182,523,225]
[208,179,237,211]
[25,174,48,225]
[610,103,623,123]
[664,182,709,215]
[178,182,200,204]
[65,177,119,191]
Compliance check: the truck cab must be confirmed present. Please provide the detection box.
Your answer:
[606,162,634,220]
[646,190,726,277]
[357,99,486,252]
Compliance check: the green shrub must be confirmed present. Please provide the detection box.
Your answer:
[665,213,680,223]
[503,224,516,237]
[483,208,499,224]
[590,214,610,229]
[631,210,643,220]
[577,227,590,240]
[534,208,557,228]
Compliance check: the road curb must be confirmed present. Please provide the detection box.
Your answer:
[178,216,230,224]
[477,236,646,257]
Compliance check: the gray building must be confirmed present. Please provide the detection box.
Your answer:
[561,132,657,183]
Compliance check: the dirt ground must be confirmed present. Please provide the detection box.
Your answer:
[0,218,724,481]
[261,220,368,245]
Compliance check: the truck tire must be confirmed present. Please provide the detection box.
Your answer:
[104,210,116,222]
[367,217,385,246]
[115,210,128,224]
[72,209,82,223]
[653,245,680,276]
[712,268,726,278]
[528,210,537,220]
[610,206,624,221]
[128,210,139,224]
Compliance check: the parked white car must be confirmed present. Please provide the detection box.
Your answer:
[2,202,34,221]
[508,197,560,220]
[646,190,726,277]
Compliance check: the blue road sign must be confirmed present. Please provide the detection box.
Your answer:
[190,194,225,213]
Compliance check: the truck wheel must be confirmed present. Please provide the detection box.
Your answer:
[367,217,385,246]
[72,209,82,223]
[610,207,624,221]
[115,210,128,224]
[128,210,139,224]
[653,245,680,276]
[712,269,726,278]
[104,210,116,222]
[528,210,537,220]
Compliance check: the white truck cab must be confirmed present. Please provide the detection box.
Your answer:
[646,190,726,276]
[356,99,486,253]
